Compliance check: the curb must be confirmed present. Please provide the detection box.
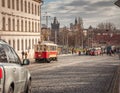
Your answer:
[107,66,119,93]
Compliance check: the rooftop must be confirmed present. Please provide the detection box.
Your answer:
[33,0,43,3]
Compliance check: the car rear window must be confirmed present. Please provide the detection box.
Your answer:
[0,44,7,63]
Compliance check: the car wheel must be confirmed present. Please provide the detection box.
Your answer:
[26,80,32,93]
[47,59,51,63]
[8,86,14,93]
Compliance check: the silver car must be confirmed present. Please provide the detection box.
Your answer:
[0,40,31,93]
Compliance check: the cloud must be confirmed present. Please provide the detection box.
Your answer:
[42,0,120,29]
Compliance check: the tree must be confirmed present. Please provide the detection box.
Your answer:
[97,22,116,31]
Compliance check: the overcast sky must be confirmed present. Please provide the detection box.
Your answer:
[41,0,120,29]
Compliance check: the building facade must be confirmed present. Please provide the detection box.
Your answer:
[87,27,120,48]
[70,17,84,48]
[0,0,42,58]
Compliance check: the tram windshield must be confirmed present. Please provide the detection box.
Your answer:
[34,44,57,52]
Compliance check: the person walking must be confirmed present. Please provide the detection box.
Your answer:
[118,49,120,60]
[24,51,28,59]
[21,51,24,59]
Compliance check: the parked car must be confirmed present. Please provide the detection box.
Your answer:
[0,40,31,93]
[89,48,102,56]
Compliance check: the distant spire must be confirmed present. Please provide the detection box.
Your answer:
[78,17,81,24]
[53,17,58,24]
[88,25,93,29]
[75,17,77,25]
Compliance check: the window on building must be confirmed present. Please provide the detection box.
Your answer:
[32,21,34,32]
[13,40,15,49]
[35,5,37,15]
[8,18,11,31]
[13,19,15,31]
[21,0,23,11]
[32,3,34,14]
[12,0,14,9]
[29,21,31,32]
[17,19,19,31]
[35,39,37,44]
[21,20,23,32]
[38,23,40,32]
[8,0,10,8]
[32,39,34,49]
[37,39,39,43]
[25,39,27,50]
[25,20,27,32]
[17,39,20,51]
[2,0,5,7]
[2,17,6,31]
[25,1,27,13]
[38,5,40,16]
[8,40,11,45]
[29,39,31,49]
[28,2,30,13]
[21,39,24,50]
[35,22,37,32]
[16,0,19,10]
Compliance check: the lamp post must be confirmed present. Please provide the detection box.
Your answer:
[88,27,93,48]
[43,12,50,28]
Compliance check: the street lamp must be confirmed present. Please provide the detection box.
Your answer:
[43,12,51,28]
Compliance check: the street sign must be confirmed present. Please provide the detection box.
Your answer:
[115,0,120,7]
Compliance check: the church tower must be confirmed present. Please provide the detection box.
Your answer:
[51,17,60,44]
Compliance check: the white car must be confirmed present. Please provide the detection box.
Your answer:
[0,40,31,93]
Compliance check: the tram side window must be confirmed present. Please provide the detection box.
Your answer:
[54,46,57,51]
[34,45,43,52]
[50,46,57,51]
[43,45,48,51]
[38,45,43,52]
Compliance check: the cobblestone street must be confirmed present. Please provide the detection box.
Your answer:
[26,55,120,93]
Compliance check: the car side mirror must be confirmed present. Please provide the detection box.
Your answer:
[22,59,30,65]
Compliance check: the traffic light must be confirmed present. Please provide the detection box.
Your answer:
[115,0,120,7]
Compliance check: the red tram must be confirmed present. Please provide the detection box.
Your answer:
[34,41,58,63]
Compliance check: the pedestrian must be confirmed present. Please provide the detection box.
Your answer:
[24,52,28,59]
[78,50,81,56]
[72,48,74,54]
[118,53,120,60]
[101,49,104,56]
[118,49,120,60]
[21,51,24,59]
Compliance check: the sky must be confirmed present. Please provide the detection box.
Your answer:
[41,0,120,29]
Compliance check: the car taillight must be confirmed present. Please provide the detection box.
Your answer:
[0,67,3,79]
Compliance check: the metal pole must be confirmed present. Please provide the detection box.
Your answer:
[44,12,50,28]
[55,30,57,44]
